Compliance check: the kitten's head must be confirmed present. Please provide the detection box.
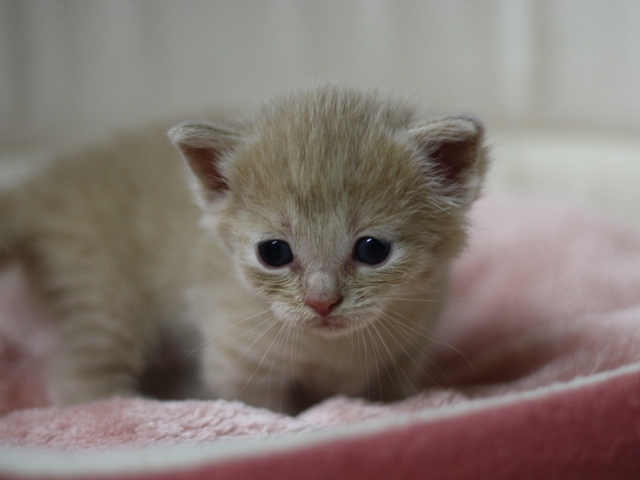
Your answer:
[169,85,488,336]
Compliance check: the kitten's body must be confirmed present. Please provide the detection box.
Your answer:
[0,85,488,414]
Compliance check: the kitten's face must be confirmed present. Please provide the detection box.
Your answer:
[170,86,487,336]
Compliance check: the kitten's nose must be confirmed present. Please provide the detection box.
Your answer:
[305,296,342,317]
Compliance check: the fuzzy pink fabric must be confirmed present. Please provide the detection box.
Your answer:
[1,194,640,478]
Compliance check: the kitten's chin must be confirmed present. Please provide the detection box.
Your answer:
[303,314,372,338]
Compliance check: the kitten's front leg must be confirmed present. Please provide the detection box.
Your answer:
[235,379,299,415]
[202,351,299,414]
[49,309,150,405]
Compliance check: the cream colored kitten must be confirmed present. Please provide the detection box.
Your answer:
[0,85,488,414]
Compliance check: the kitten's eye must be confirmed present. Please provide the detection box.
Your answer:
[258,240,294,267]
[354,237,391,265]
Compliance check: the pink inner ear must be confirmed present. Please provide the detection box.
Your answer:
[184,146,229,193]
[430,141,473,186]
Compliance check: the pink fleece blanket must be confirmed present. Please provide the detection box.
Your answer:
[1,194,640,479]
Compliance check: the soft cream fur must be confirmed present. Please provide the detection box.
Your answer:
[0,84,488,414]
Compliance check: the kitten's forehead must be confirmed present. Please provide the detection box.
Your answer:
[253,85,415,158]
[231,86,425,224]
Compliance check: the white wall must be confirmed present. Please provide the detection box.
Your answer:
[1,0,639,149]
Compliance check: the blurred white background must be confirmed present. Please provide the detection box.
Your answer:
[1,0,640,224]
[2,0,639,146]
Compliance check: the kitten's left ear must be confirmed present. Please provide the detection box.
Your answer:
[168,121,243,202]
[407,115,489,206]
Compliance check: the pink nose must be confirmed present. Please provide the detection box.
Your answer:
[305,296,342,317]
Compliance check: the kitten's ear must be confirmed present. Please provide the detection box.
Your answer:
[168,121,242,201]
[407,115,489,205]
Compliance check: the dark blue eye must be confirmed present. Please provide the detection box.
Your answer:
[258,240,293,267]
[354,237,391,265]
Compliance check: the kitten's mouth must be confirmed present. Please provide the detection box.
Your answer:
[314,316,346,331]
[307,314,366,336]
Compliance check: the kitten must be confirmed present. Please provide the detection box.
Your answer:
[0,84,488,414]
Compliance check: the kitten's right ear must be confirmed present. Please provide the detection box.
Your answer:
[406,115,489,207]
[168,121,242,201]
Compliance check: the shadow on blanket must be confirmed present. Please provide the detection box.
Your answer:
[1,194,640,478]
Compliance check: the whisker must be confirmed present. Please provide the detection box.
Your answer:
[216,308,276,340]
[354,326,368,399]
[264,320,289,410]
[181,308,273,363]
[270,320,296,412]
[221,315,280,374]
[383,283,480,303]
[290,325,303,409]
[376,314,440,392]
[368,322,402,391]
[384,307,473,367]
[278,322,292,411]
[383,297,442,304]
[236,318,289,405]
[258,322,289,384]
[382,309,475,373]
[364,325,385,401]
